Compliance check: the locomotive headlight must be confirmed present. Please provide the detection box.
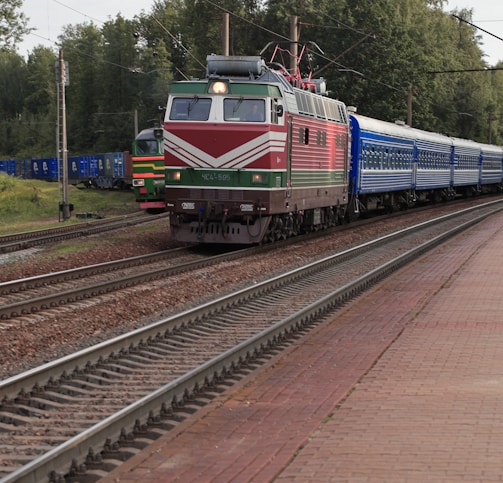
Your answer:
[132,179,145,187]
[252,173,267,184]
[209,81,228,94]
[167,170,181,181]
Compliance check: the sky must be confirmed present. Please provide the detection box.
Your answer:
[448,0,503,65]
[18,0,155,56]
[17,0,503,65]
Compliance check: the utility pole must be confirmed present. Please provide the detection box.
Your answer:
[222,13,229,56]
[407,85,415,127]
[57,50,70,221]
[290,15,298,76]
[488,111,493,144]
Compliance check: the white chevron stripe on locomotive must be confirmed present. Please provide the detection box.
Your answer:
[165,131,287,169]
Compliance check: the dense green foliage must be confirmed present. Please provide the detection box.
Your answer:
[1,0,502,158]
[0,0,30,50]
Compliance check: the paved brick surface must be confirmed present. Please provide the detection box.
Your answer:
[101,212,503,482]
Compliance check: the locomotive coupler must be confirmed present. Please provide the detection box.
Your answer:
[206,201,225,219]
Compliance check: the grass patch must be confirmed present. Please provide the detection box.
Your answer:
[46,238,104,256]
[0,173,140,234]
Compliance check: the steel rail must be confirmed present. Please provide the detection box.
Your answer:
[0,245,253,319]
[2,200,502,398]
[1,201,502,482]
[0,247,190,295]
[0,212,166,254]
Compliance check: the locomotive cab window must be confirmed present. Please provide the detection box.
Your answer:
[170,97,211,121]
[224,98,265,122]
[134,140,158,155]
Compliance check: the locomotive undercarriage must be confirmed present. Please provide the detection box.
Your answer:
[168,184,349,244]
[262,205,346,243]
[171,203,347,244]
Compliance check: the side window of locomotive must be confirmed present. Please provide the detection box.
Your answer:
[170,98,211,121]
[224,99,265,122]
[316,131,327,146]
[299,127,309,145]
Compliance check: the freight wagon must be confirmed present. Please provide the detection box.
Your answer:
[0,153,133,190]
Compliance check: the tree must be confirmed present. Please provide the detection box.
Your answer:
[99,16,142,151]
[0,0,31,51]
[0,0,500,157]
[22,47,58,157]
[58,23,105,153]
[0,50,27,156]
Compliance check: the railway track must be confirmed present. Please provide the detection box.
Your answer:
[0,212,166,255]
[1,197,494,321]
[0,242,270,321]
[0,204,428,321]
[1,200,501,482]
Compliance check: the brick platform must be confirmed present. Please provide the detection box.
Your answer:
[101,211,503,482]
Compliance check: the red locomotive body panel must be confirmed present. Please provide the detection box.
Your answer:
[165,122,288,171]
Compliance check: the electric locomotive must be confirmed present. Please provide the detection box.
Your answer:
[163,52,350,243]
[132,127,166,213]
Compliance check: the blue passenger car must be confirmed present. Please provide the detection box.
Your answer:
[413,129,452,191]
[349,114,416,212]
[479,143,503,189]
[349,114,415,196]
[451,137,481,189]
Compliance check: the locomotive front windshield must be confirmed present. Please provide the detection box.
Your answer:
[224,99,265,122]
[134,140,159,156]
[169,96,266,122]
[170,97,211,121]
